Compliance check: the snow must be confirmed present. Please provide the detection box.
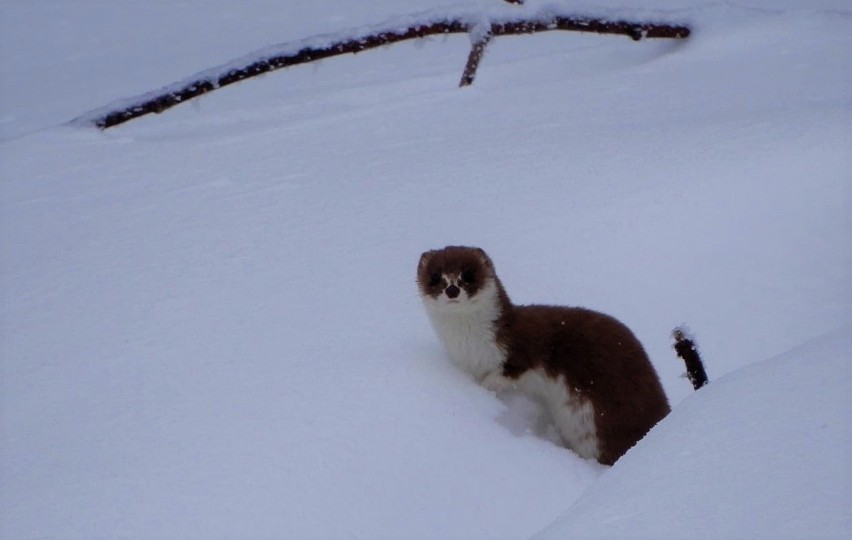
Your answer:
[1,0,850,539]
[535,328,852,540]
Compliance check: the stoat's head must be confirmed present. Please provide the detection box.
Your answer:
[417,246,500,311]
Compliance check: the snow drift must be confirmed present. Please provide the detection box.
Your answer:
[535,329,852,540]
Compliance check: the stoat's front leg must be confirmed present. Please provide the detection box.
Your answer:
[481,369,513,394]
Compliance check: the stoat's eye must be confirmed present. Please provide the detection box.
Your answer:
[461,270,476,283]
[428,273,442,286]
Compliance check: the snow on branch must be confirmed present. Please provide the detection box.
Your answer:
[73,10,690,129]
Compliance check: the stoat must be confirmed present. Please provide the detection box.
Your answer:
[417,245,671,465]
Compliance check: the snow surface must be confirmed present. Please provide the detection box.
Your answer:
[535,328,852,540]
[1,0,850,538]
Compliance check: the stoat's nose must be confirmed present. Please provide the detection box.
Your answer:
[445,284,460,299]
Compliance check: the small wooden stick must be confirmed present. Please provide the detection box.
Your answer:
[459,34,492,87]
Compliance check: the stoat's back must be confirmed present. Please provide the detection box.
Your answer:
[495,304,671,464]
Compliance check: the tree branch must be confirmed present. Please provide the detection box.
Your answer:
[75,14,689,129]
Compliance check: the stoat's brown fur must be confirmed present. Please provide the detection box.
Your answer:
[417,246,670,465]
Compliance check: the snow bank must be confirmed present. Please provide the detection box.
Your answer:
[535,328,852,539]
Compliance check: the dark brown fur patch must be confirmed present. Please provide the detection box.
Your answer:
[494,305,670,465]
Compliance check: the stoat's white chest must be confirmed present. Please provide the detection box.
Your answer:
[421,281,506,381]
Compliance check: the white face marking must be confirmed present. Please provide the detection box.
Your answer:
[440,272,462,301]
[425,272,474,307]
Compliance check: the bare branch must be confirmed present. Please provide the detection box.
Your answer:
[75,14,690,129]
[459,34,493,87]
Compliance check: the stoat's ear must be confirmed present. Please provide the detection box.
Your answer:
[472,247,494,268]
[418,250,431,270]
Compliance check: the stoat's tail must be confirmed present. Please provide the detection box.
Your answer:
[672,326,709,390]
